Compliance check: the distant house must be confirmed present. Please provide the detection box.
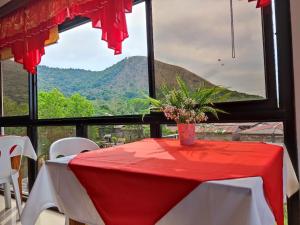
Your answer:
[196,124,242,141]
[163,122,284,143]
[238,122,283,143]
[98,125,145,144]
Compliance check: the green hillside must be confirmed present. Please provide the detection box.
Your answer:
[36,56,263,102]
[2,59,28,103]
[1,56,263,112]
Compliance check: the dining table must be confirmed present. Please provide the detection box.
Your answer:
[21,138,299,225]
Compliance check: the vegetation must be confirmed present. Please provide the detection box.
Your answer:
[37,56,263,105]
[3,96,28,116]
[38,89,95,118]
[37,57,148,103]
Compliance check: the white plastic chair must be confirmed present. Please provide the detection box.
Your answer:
[49,137,100,160]
[0,136,25,218]
[49,137,100,225]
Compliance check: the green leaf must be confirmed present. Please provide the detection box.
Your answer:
[176,75,190,98]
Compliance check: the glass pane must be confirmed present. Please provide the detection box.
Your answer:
[37,126,75,169]
[2,60,29,116]
[88,125,150,147]
[3,127,28,194]
[4,127,27,136]
[162,122,284,143]
[153,0,266,102]
[37,3,149,119]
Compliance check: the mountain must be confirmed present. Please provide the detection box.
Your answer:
[154,59,214,90]
[2,56,263,103]
[36,56,215,101]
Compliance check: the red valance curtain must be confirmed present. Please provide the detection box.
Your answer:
[0,0,132,73]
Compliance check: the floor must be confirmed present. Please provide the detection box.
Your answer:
[0,195,65,225]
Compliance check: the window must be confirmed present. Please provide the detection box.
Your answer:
[152,0,266,102]
[1,59,29,116]
[37,2,149,119]
[88,125,150,147]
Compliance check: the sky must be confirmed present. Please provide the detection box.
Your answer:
[40,0,266,97]
[40,3,148,71]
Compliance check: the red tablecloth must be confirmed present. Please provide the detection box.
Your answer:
[69,138,284,225]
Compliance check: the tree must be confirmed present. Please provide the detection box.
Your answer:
[38,89,67,119]
[3,96,28,116]
[127,98,150,115]
[67,93,95,117]
[38,89,95,119]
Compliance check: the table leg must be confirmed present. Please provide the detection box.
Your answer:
[4,182,11,209]
[11,156,22,202]
[69,219,85,225]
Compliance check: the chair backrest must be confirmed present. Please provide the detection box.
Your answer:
[49,137,100,160]
[0,136,24,178]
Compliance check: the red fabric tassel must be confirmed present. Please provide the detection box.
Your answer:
[257,0,271,8]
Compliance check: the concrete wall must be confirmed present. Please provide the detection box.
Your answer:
[290,0,300,176]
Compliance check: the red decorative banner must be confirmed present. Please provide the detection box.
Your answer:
[0,0,132,73]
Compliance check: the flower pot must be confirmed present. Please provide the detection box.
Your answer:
[177,123,196,146]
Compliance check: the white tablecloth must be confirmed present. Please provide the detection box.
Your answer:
[22,136,37,161]
[21,145,299,225]
[7,136,37,161]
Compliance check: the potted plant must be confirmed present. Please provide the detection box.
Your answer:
[147,76,228,145]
